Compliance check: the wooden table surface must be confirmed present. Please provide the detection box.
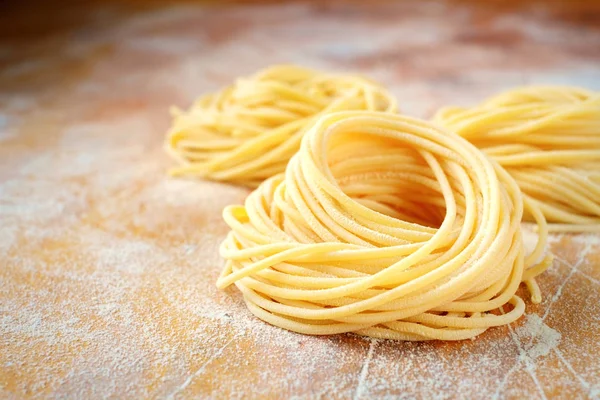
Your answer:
[1,1,600,398]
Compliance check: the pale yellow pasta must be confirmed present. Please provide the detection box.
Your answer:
[217,111,551,341]
[165,65,397,187]
[434,86,600,232]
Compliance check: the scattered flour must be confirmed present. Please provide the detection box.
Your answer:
[515,314,561,360]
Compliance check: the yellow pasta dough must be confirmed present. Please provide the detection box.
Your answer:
[434,86,600,232]
[165,65,397,187]
[217,111,551,341]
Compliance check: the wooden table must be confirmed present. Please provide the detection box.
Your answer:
[1,1,599,398]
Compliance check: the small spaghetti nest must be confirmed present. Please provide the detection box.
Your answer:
[217,111,551,341]
[434,86,600,232]
[166,65,397,187]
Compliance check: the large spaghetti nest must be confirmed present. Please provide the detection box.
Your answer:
[217,111,551,341]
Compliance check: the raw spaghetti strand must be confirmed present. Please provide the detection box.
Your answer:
[433,86,600,232]
[165,65,397,187]
[217,111,551,341]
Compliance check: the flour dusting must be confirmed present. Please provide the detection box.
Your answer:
[2,0,600,398]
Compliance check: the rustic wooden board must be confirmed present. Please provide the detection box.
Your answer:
[1,1,599,398]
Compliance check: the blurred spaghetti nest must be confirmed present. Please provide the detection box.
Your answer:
[166,65,398,187]
[434,86,600,232]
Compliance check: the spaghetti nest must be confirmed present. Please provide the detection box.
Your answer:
[166,65,397,187]
[217,111,551,341]
[434,86,600,232]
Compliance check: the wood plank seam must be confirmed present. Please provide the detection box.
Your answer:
[352,338,379,400]
[166,336,237,399]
